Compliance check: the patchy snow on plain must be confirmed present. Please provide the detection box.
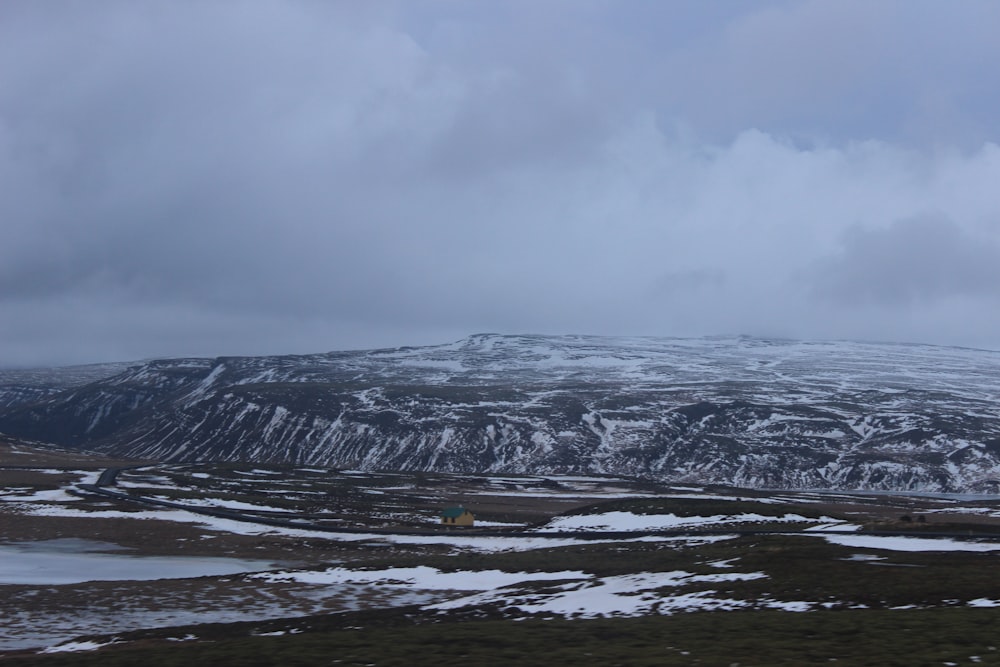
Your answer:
[804,522,862,532]
[463,519,526,527]
[463,490,654,499]
[427,570,769,617]
[6,501,736,553]
[921,506,1000,518]
[541,511,838,532]
[818,534,1000,552]
[0,488,82,503]
[967,598,1000,607]
[164,498,297,513]
[251,565,586,590]
[658,493,791,503]
[40,640,116,654]
[370,533,733,554]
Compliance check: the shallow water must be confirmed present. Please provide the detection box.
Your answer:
[0,538,281,584]
[0,583,443,652]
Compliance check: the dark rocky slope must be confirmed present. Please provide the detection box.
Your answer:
[1,335,998,492]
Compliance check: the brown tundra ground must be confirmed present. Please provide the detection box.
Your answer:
[3,437,1000,666]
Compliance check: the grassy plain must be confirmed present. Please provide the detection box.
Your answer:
[2,439,1000,666]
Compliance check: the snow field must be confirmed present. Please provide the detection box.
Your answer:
[541,510,850,532]
[251,565,587,590]
[818,534,1000,552]
[426,570,773,617]
[254,564,784,619]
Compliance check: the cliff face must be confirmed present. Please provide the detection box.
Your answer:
[2,335,999,493]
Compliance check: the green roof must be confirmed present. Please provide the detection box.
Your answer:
[441,507,470,518]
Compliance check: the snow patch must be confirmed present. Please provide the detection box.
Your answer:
[818,534,1000,552]
[427,570,768,617]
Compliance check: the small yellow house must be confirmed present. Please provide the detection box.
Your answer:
[440,507,474,526]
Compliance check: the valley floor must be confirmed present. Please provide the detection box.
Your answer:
[2,440,1000,665]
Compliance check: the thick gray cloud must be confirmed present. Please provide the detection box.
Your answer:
[2,1,1000,366]
[810,215,1000,305]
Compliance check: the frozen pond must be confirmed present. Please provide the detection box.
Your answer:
[0,541,446,652]
[0,538,282,584]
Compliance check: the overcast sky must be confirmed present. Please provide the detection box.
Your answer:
[3,1,1000,366]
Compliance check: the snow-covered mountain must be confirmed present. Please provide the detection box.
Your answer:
[0,362,138,410]
[1,334,999,492]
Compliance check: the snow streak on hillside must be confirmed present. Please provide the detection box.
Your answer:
[1,335,998,492]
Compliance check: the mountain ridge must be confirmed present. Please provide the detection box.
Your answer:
[1,334,998,493]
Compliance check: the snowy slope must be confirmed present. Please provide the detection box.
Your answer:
[1,335,998,492]
[0,362,138,410]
